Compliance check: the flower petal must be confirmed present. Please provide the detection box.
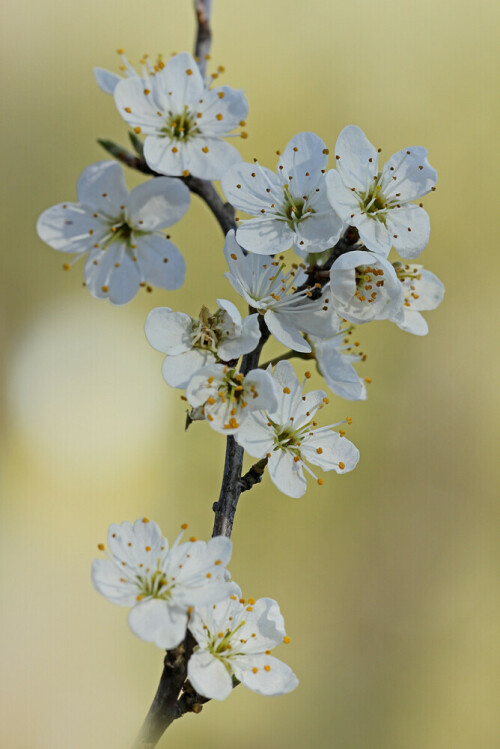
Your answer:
[37,203,104,254]
[162,349,213,389]
[76,161,129,215]
[334,125,379,191]
[91,559,137,606]
[94,67,122,95]
[264,310,311,352]
[231,654,298,696]
[127,177,190,230]
[145,307,192,354]
[135,235,186,290]
[278,131,329,195]
[301,431,360,473]
[236,218,295,255]
[381,146,437,202]
[187,650,233,700]
[386,204,430,259]
[128,599,188,649]
[268,450,307,498]
[222,162,281,214]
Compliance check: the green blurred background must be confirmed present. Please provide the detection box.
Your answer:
[1,0,498,746]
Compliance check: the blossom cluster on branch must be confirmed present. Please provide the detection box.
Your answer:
[36,41,444,742]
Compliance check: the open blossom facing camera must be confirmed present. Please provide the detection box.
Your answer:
[188,587,298,700]
[236,361,359,498]
[329,250,404,325]
[186,364,278,434]
[92,518,236,649]
[224,231,336,352]
[222,132,343,256]
[145,300,261,389]
[326,125,437,258]
[36,161,190,304]
[113,51,248,180]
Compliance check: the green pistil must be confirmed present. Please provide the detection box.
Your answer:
[282,185,311,227]
[191,306,223,352]
[136,568,171,600]
[162,107,199,141]
[101,221,148,251]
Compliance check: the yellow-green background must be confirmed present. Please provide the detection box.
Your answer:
[1,1,498,747]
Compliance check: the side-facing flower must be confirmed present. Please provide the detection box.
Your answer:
[37,160,189,304]
[92,518,236,649]
[188,586,298,700]
[224,231,336,353]
[186,364,278,434]
[236,361,360,498]
[114,52,248,180]
[94,49,143,95]
[222,132,343,256]
[326,125,437,258]
[390,262,445,335]
[329,250,404,325]
[145,300,261,389]
[309,324,367,401]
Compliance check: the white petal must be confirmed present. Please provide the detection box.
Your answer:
[354,214,392,257]
[114,77,161,135]
[162,349,213,389]
[293,210,343,251]
[334,125,379,191]
[409,269,445,310]
[135,235,186,290]
[128,599,188,649]
[197,86,248,135]
[91,559,137,606]
[278,132,328,194]
[145,307,192,354]
[216,298,242,327]
[264,311,310,352]
[218,313,261,360]
[107,250,142,304]
[76,161,129,215]
[237,598,287,653]
[382,146,437,202]
[37,203,104,254]
[231,654,298,696]
[94,67,122,95]
[236,218,295,256]
[245,368,279,412]
[187,650,233,700]
[387,205,430,259]
[222,162,281,214]
[160,52,204,113]
[268,450,307,498]
[301,431,360,473]
[182,137,242,181]
[396,310,429,335]
[143,136,186,177]
[325,169,360,222]
[128,178,190,230]
[234,413,275,458]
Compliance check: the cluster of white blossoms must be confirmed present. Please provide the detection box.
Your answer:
[37,46,445,716]
[93,518,297,700]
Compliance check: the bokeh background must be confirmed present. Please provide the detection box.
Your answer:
[1,0,498,747]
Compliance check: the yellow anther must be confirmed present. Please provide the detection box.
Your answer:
[207,397,216,405]
[181,523,189,530]
[247,598,256,605]
[216,113,223,121]
[144,88,151,95]
[117,48,125,54]
[241,131,248,139]
[283,387,291,394]
[316,447,323,454]
[207,414,213,421]
[323,397,329,404]
[293,456,300,463]
[218,91,225,99]
[305,371,312,379]
[124,107,132,113]
[365,377,372,383]
[239,598,245,604]
[265,650,271,655]
[230,595,238,600]
[230,253,237,260]
[339,430,346,437]
[202,146,209,153]
[101,285,109,293]
[186,68,193,75]
[346,417,352,424]
[142,517,150,523]
[97,543,105,551]
[338,462,345,470]
[206,572,212,578]
[252,667,258,674]
[136,595,143,601]
[264,665,271,672]
[283,636,291,644]
[172,146,178,153]
[189,536,198,542]
[215,559,222,565]
[317,478,324,486]
[145,546,151,551]
[134,126,141,134]
[182,170,190,177]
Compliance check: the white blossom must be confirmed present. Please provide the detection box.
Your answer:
[326,125,437,259]
[224,230,336,353]
[145,300,261,389]
[329,250,404,325]
[188,586,298,700]
[186,364,278,435]
[94,49,143,95]
[309,324,367,401]
[36,161,189,304]
[235,361,359,498]
[92,518,236,649]
[113,52,248,180]
[390,262,445,335]
[222,132,343,257]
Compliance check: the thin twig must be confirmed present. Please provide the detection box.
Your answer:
[194,0,213,79]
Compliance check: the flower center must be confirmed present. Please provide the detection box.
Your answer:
[162,107,199,141]
[354,264,385,304]
[190,306,224,352]
[282,185,312,227]
[136,567,172,600]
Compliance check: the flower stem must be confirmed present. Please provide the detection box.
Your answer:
[259,350,314,369]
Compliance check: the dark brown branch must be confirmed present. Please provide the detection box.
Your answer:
[194,0,213,79]
[239,458,268,493]
[132,634,196,749]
